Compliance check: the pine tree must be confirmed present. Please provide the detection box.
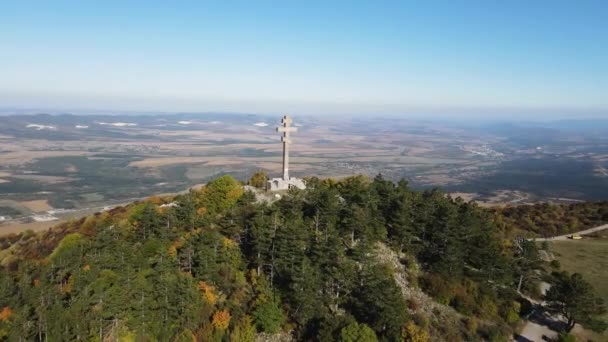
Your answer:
[545,272,607,332]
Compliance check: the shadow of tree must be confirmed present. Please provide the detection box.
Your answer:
[528,304,566,332]
[514,303,566,342]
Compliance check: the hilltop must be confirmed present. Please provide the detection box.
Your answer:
[0,174,605,341]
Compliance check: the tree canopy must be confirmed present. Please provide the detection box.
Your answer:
[545,272,607,332]
[0,174,604,341]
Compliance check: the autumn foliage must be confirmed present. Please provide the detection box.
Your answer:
[211,309,231,330]
[0,307,13,321]
[248,170,268,189]
[198,281,218,305]
[1,174,605,340]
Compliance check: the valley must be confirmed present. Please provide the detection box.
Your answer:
[2,113,608,235]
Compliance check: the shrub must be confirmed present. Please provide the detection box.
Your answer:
[229,316,256,342]
[419,273,452,305]
[253,297,285,334]
[212,309,231,330]
[196,175,243,215]
[198,281,218,305]
[401,321,429,342]
[48,233,84,262]
[248,171,268,189]
[556,333,576,342]
[340,322,378,342]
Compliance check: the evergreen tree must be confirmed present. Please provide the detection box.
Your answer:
[2,174,604,341]
[350,265,407,341]
[545,272,607,332]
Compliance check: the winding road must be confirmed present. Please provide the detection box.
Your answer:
[528,224,608,242]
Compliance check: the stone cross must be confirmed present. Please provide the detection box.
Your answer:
[277,115,297,180]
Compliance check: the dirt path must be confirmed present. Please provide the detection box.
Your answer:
[529,224,608,242]
[517,320,557,342]
[515,282,559,341]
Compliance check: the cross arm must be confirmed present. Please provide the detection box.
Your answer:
[277,126,298,133]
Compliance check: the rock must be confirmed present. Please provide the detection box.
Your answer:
[372,242,461,325]
[256,331,294,342]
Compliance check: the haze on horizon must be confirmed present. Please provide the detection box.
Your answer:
[1,1,607,118]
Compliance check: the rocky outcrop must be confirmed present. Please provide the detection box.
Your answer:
[372,243,461,325]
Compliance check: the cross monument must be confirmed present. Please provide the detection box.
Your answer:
[267,115,306,191]
[277,115,297,180]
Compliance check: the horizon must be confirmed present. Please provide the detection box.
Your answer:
[1,1,607,118]
[0,107,608,129]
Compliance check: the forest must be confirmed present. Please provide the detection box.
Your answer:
[493,201,608,238]
[0,174,605,341]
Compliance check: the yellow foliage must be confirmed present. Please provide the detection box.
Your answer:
[0,307,13,321]
[248,269,258,286]
[248,170,268,188]
[197,207,207,216]
[211,309,231,330]
[83,264,91,271]
[60,275,74,294]
[321,178,337,187]
[168,238,184,258]
[168,245,177,258]
[118,330,136,342]
[401,321,429,342]
[184,229,202,239]
[223,238,237,249]
[198,281,218,305]
[194,175,243,215]
[227,187,244,201]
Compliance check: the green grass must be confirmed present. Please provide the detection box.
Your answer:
[549,235,608,339]
[550,237,608,302]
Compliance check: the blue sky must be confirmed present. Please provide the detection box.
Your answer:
[1,1,607,117]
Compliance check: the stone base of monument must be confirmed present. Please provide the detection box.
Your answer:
[267,177,306,191]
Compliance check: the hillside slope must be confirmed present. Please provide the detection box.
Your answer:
[0,175,552,341]
[493,201,608,238]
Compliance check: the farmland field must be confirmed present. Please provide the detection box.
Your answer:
[2,113,608,235]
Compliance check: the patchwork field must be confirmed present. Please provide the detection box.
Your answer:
[2,113,608,235]
[19,200,52,212]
